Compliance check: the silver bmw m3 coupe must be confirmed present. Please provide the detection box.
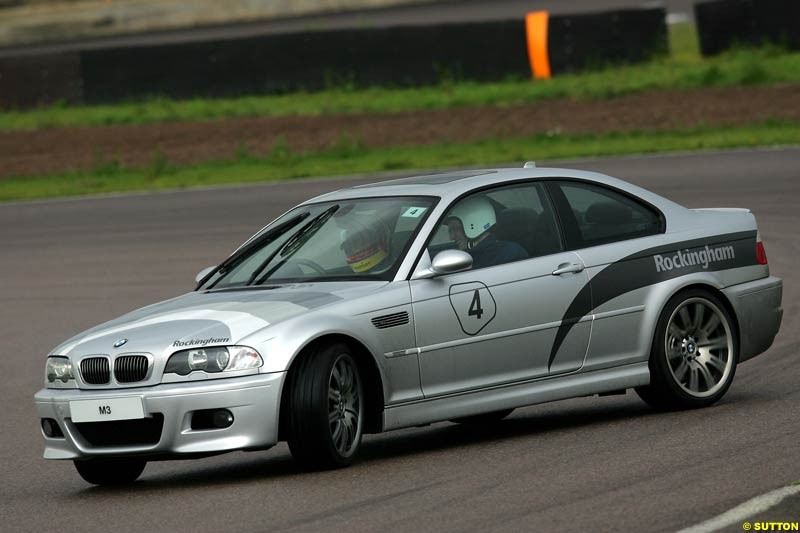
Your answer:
[35,165,783,485]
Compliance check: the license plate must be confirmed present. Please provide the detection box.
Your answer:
[70,397,144,423]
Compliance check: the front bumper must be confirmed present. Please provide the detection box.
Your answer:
[722,276,783,362]
[34,372,285,460]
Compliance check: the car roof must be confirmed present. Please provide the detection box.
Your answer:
[302,166,671,208]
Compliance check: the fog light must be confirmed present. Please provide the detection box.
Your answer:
[212,409,234,429]
[41,418,64,438]
[190,409,234,430]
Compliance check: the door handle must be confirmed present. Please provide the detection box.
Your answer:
[552,262,585,276]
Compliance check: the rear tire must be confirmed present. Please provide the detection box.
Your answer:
[451,409,514,424]
[636,289,738,410]
[73,458,146,485]
[286,343,364,469]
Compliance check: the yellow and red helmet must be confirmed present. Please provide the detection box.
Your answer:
[341,220,390,273]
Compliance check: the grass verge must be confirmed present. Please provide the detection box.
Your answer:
[2,121,798,202]
[2,27,800,130]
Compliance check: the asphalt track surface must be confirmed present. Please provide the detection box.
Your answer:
[0,0,694,57]
[1,147,798,532]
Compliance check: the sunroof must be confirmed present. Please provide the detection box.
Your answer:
[353,170,496,188]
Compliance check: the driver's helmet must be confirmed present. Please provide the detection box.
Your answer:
[340,218,390,273]
[447,196,497,239]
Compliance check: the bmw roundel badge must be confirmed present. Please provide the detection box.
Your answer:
[113,338,128,348]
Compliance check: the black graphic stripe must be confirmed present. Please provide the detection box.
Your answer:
[547,231,758,370]
[624,231,755,260]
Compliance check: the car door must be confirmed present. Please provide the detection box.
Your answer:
[545,180,665,370]
[409,181,592,398]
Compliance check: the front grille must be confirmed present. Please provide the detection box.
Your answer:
[114,355,149,383]
[80,357,110,385]
[371,311,410,329]
[73,414,164,447]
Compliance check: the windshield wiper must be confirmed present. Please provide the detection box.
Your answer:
[248,205,339,286]
[200,212,310,290]
[206,285,283,293]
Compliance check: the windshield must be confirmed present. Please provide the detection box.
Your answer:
[200,196,437,289]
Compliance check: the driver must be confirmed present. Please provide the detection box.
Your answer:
[445,196,527,269]
[340,218,391,273]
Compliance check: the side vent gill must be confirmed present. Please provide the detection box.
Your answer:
[371,311,410,329]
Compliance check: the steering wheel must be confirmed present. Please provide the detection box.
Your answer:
[288,258,327,275]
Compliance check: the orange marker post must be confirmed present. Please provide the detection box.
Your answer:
[526,11,551,80]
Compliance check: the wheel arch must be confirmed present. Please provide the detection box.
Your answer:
[278,333,386,440]
[648,281,740,357]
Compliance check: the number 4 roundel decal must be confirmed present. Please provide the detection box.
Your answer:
[448,281,497,335]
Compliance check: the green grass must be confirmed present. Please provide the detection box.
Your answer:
[2,120,797,202]
[669,19,702,63]
[2,24,800,131]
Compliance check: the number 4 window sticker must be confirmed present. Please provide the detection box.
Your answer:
[448,281,497,335]
[401,206,427,218]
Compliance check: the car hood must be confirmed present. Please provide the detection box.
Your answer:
[53,282,387,358]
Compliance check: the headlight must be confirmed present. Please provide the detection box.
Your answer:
[164,346,262,376]
[45,356,74,383]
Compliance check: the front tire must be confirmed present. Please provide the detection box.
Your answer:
[73,458,146,485]
[286,343,364,469]
[636,289,738,410]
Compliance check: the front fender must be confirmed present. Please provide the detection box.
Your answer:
[239,281,420,405]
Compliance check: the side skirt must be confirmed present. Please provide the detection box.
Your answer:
[382,362,650,431]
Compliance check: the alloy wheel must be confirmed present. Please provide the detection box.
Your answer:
[665,297,734,398]
[327,354,362,456]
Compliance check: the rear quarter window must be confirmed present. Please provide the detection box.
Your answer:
[551,181,663,248]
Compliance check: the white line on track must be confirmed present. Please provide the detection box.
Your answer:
[678,484,800,533]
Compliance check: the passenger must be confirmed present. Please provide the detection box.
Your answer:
[445,197,528,269]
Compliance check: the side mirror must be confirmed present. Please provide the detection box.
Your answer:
[195,266,217,284]
[417,250,473,279]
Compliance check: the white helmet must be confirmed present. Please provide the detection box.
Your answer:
[448,196,496,239]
